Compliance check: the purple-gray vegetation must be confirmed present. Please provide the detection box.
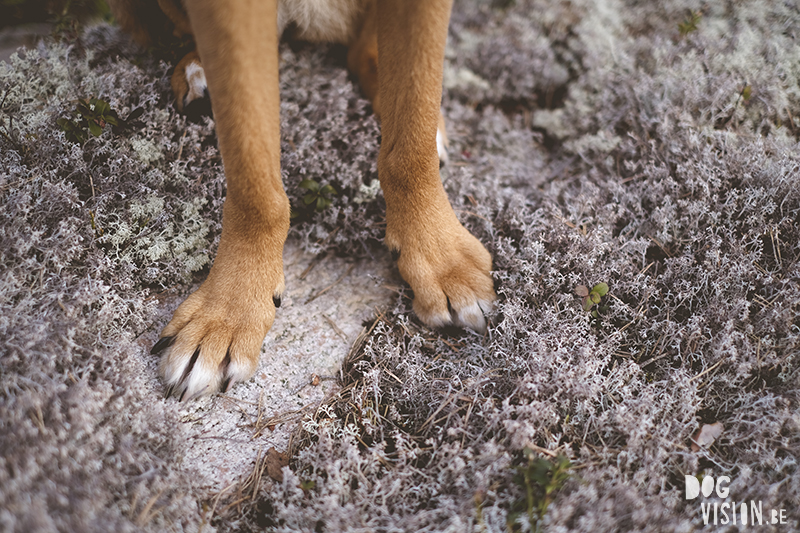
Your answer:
[1,0,798,531]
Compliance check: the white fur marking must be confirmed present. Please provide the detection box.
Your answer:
[423,308,452,329]
[436,127,448,163]
[162,350,189,386]
[277,0,364,43]
[228,359,256,385]
[183,361,219,401]
[454,301,487,333]
[184,61,208,105]
[478,298,494,315]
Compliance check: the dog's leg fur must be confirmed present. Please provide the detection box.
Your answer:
[347,0,380,114]
[153,0,290,400]
[376,0,495,331]
[348,0,449,163]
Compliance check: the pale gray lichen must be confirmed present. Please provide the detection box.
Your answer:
[2,0,799,531]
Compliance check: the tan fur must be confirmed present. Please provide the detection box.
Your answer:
[346,0,380,114]
[108,0,495,399]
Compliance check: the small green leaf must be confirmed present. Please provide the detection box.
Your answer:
[93,98,109,115]
[592,282,609,297]
[303,193,316,205]
[590,292,601,304]
[299,179,319,192]
[316,197,332,211]
[320,184,337,196]
[742,85,752,101]
[88,121,103,137]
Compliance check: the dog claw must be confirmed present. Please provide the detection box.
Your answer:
[273,295,281,308]
[151,335,176,355]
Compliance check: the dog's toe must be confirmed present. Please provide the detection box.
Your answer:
[159,326,264,401]
[155,271,282,400]
[395,221,495,334]
[451,298,493,333]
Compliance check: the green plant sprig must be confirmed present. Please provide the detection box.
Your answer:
[291,178,338,219]
[576,282,609,312]
[57,97,144,144]
[509,450,572,532]
[679,10,702,36]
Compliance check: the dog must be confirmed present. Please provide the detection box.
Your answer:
[108,0,496,400]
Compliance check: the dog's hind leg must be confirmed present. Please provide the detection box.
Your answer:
[151,0,213,120]
[348,0,449,163]
[108,0,211,119]
[153,0,290,400]
[171,49,213,120]
[376,0,495,332]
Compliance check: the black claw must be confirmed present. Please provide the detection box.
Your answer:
[446,296,460,326]
[178,386,188,402]
[391,249,400,261]
[218,348,232,392]
[273,294,282,308]
[151,335,176,355]
[164,384,175,399]
[179,346,201,386]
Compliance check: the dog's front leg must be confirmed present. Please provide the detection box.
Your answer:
[377,0,495,332]
[152,0,289,400]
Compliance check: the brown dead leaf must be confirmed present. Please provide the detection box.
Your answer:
[691,422,724,452]
[265,447,289,482]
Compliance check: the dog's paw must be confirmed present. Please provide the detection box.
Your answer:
[171,50,212,120]
[152,247,285,400]
[388,215,495,333]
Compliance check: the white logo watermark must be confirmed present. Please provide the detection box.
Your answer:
[686,475,789,526]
